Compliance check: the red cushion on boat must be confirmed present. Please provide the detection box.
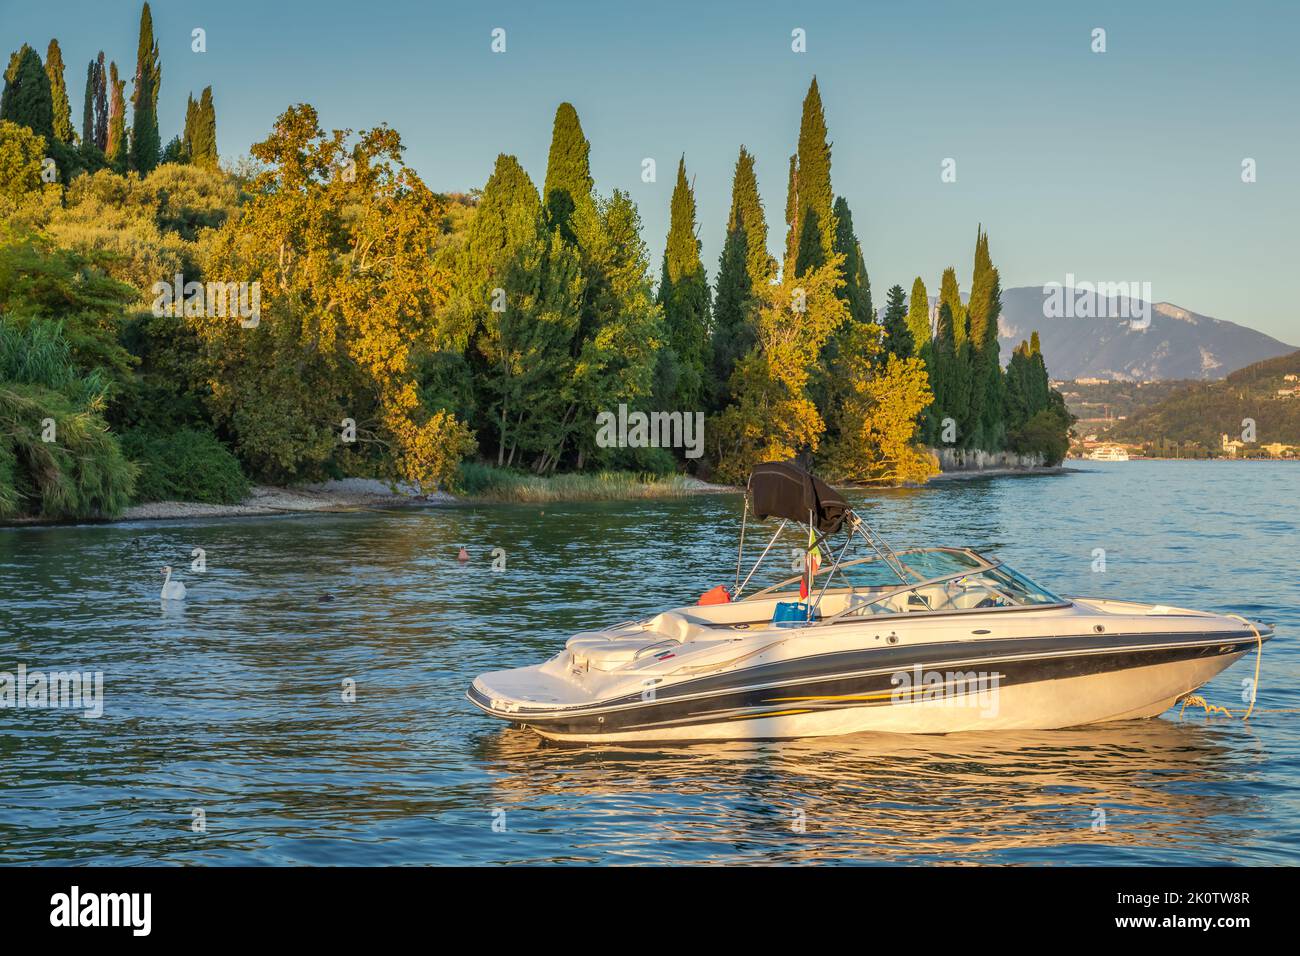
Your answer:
[697,585,732,605]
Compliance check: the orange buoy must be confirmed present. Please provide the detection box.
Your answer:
[457,547,470,562]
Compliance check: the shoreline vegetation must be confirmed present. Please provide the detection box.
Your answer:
[2,4,1074,526]
[5,462,1081,526]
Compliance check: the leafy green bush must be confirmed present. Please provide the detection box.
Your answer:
[1008,408,1072,467]
[120,427,250,504]
[597,444,679,476]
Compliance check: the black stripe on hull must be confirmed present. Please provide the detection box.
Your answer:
[469,632,1264,737]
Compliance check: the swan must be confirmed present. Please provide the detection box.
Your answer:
[160,565,187,601]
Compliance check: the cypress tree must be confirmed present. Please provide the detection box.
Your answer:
[710,146,770,411]
[938,267,964,344]
[932,286,954,430]
[881,284,912,359]
[190,85,217,167]
[792,77,836,278]
[541,102,593,242]
[1004,341,1033,430]
[966,227,1005,449]
[932,266,973,443]
[1,45,55,141]
[711,226,750,412]
[161,135,184,164]
[45,40,74,143]
[93,52,107,151]
[907,277,938,443]
[129,1,161,173]
[181,92,196,159]
[1003,330,1060,456]
[81,59,95,146]
[729,146,773,288]
[657,156,710,411]
[782,153,798,274]
[459,153,575,466]
[106,61,126,168]
[967,227,995,346]
[817,196,873,437]
[906,276,931,349]
[965,228,990,446]
[830,196,871,328]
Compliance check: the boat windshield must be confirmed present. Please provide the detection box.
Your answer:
[898,549,986,579]
[843,562,1065,617]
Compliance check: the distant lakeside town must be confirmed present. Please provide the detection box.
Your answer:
[1058,351,1300,461]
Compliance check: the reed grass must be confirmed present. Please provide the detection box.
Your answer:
[0,319,135,520]
[457,462,701,503]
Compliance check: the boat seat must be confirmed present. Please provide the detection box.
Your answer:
[566,611,718,672]
[950,587,997,610]
[644,610,710,643]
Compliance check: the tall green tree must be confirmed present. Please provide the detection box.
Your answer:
[106,61,126,169]
[1004,331,1071,464]
[541,102,593,243]
[711,225,750,412]
[1,45,55,141]
[711,255,848,481]
[656,156,710,412]
[129,1,161,174]
[791,77,836,278]
[710,146,771,411]
[567,190,664,470]
[730,146,774,289]
[881,284,912,358]
[906,276,931,351]
[906,276,939,443]
[181,92,197,160]
[44,40,74,144]
[81,59,95,146]
[931,266,971,444]
[966,226,1005,449]
[190,86,217,167]
[457,153,582,468]
[815,196,873,440]
[93,52,107,151]
[782,153,798,273]
[830,196,871,328]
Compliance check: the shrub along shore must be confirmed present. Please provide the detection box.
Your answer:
[3,461,1074,526]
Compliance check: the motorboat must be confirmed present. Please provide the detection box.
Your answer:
[468,461,1270,742]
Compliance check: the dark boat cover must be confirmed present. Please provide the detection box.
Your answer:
[747,461,850,534]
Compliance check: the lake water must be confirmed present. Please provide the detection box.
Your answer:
[2,460,1297,865]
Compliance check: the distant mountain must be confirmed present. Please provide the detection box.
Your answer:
[996,286,1296,381]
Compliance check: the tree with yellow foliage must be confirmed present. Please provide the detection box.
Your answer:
[710,255,848,482]
[194,104,474,490]
[824,342,939,485]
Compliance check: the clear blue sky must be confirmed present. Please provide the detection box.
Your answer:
[4,0,1298,341]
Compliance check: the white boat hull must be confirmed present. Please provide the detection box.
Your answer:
[527,649,1248,743]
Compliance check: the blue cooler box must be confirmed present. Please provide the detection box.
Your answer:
[772,601,818,627]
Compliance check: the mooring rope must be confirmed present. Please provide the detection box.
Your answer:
[1176,614,1265,721]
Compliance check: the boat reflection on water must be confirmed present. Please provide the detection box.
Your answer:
[473,719,1261,863]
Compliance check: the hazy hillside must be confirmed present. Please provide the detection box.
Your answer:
[1058,380,1194,432]
[996,287,1296,381]
[1109,350,1300,448]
